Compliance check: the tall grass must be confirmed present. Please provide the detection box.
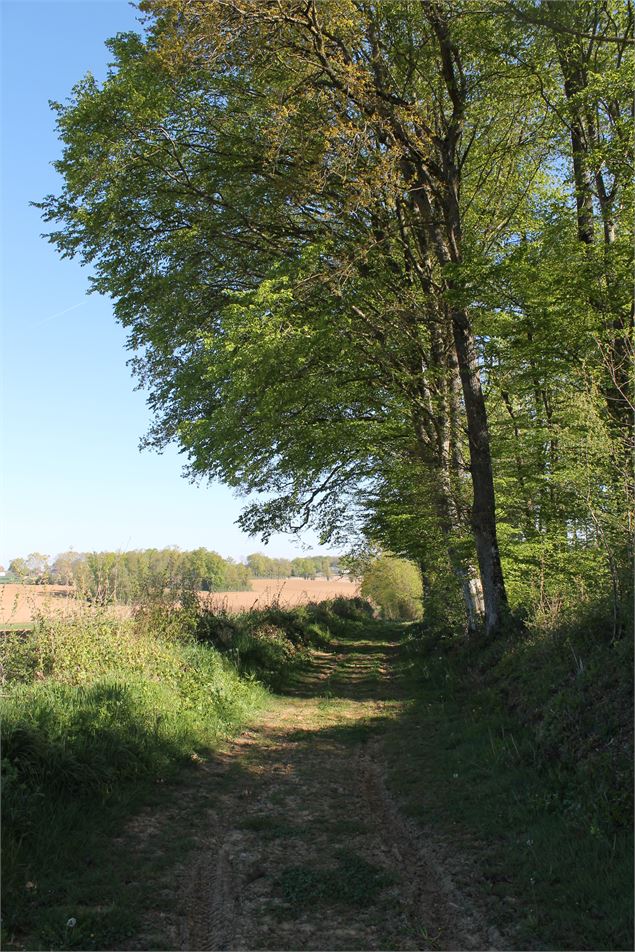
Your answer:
[0,608,263,945]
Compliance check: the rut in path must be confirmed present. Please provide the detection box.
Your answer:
[135,626,503,951]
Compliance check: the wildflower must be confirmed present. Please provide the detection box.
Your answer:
[66,918,77,929]
[526,838,534,846]
[453,772,459,778]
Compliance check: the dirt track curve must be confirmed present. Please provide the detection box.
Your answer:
[126,626,503,951]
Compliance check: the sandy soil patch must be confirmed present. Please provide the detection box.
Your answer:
[0,584,79,624]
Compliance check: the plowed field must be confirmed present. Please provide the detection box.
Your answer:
[0,577,360,625]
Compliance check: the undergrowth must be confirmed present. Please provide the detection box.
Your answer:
[392,600,634,950]
[195,595,373,689]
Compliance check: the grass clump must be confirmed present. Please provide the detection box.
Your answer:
[279,851,393,909]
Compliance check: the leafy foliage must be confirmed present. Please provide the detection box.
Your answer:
[359,554,423,621]
[37,1,633,636]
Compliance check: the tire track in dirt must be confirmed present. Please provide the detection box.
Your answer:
[356,744,504,950]
[179,835,235,951]
[156,627,505,951]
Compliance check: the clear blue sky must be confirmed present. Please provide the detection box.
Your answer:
[0,0,333,566]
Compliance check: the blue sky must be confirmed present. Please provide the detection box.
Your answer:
[1,0,333,566]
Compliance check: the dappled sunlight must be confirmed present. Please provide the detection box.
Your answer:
[152,624,496,952]
[282,626,407,703]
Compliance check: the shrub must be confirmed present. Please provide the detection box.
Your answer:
[360,556,423,620]
[195,608,241,648]
[329,595,375,621]
[193,600,346,687]
[247,604,309,645]
[231,624,301,689]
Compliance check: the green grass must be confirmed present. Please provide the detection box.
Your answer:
[278,850,394,909]
[385,619,634,951]
[2,753,227,951]
[0,611,267,949]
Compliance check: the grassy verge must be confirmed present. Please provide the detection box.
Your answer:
[194,595,374,690]
[386,611,633,950]
[0,595,372,950]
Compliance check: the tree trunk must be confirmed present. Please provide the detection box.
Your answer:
[408,172,508,634]
[450,304,508,634]
[412,411,484,633]
[555,35,634,444]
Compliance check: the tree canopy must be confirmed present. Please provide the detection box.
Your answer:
[40,0,634,634]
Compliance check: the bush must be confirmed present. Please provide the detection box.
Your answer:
[247,604,310,645]
[192,599,352,687]
[360,555,423,620]
[231,624,301,689]
[0,613,265,786]
[190,597,373,687]
[329,596,375,621]
[195,608,241,648]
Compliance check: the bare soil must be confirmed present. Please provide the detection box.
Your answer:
[0,578,360,625]
[201,576,360,613]
[0,584,79,624]
[122,626,503,951]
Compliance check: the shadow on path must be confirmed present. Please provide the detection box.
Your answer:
[124,622,500,952]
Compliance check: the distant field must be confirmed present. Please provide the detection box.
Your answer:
[0,577,360,624]
[0,584,78,624]
[200,576,360,612]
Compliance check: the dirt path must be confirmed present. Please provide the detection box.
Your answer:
[130,626,502,951]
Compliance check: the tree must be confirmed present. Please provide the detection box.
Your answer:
[8,558,28,581]
[38,0,632,635]
[185,548,227,591]
[503,0,634,451]
[25,553,50,581]
[360,554,423,621]
[52,550,83,586]
[246,554,273,579]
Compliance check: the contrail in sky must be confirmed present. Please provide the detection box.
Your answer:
[34,300,85,328]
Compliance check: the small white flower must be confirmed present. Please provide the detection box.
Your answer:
[66,918,77,929]
[453,772,459,778]
[526,838,534,846]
